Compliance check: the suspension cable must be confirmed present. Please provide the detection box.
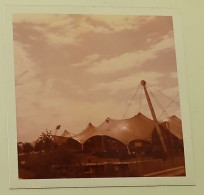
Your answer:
[147,85,169,119]
[147,84,180,106]
[138,86,143,113]
[158,92,179,120]
[122,84,140,119]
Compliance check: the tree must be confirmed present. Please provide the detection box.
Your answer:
[17,142,23,154]
[34,139,43,152]
[34,130,55,152]
[23,142,33,153]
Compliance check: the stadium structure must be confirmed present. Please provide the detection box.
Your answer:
[52,80,184,159]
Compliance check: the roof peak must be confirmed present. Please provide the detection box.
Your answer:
[88,122,93,126]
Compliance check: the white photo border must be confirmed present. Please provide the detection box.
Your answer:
[3,4,195,189]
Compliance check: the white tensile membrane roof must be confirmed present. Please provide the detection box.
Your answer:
[71,113,157,146]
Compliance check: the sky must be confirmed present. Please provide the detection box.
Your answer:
[12,14,181,142]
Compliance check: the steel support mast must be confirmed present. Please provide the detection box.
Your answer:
[141,80,168,154]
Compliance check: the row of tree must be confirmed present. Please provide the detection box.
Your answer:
[18,130,57,154]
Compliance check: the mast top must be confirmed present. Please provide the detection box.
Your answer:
[140,80,146,86]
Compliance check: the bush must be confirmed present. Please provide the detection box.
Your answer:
[18,146,79,179]
[34,130,56,152]
[22,142,33,154]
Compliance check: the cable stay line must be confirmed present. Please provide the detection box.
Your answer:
[122,83,140,119]
[122,82,180,121]
[147,85,169,120]
[158,92,179,120]
[138,86,143,113]
[147,84,180,106]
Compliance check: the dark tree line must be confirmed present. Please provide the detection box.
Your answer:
[18,130,57,154]
[17,130,80,179]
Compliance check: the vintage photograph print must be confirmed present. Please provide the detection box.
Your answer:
[13,14,186,179]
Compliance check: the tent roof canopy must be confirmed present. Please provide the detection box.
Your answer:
[61,130,72,138]
[55,113,183,146]
[161,115,183,140]
[72,112,156,145]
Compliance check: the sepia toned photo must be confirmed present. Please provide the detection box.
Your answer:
[13,13,186,180]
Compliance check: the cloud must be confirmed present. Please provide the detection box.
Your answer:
[45,31,80,46]
[86,51,156,74]
[14,41,39,85]
[85,32,175,74]
[13,14,157,48]
[13,14,156,31]
[13,15,179,142]
[27,22,80,46]
[72,53,101,67]
[90,71,164,94]
[153,31,175,51]
[13,14,80,46]
[86,15,156,32]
